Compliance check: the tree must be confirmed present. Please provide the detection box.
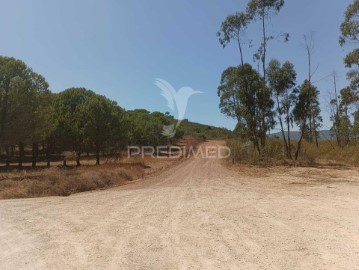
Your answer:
[217,67,242,122]
[352,111,359,140]
[302,34,321,146]
[28,77,55,167]
[53,88,96,166]
[127,110,167,147]
[246,0,286,83]
[340,0,359,89]
[293,80,322,160]
[217,12,250,66]
[53,88,129,166]
[329,73,342,146]
[267,59,297,159]
[331,85,358,147]
[80,94,127,165]
[218,64,274,159]
[0,56,51,168]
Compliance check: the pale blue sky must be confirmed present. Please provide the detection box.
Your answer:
[0,0,353,130]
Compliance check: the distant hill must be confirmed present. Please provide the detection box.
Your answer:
[269,130,334,141]
[180,120,232,140]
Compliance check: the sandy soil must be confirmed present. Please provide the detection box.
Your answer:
[1,141,359,269]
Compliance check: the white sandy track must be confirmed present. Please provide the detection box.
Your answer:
[1,141,359,270]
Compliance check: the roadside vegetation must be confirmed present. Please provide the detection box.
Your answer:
[218,0,359,164]
[0,157,182,199]
[227,138,359,166]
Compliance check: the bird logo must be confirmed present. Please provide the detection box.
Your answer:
[155,79,203,138]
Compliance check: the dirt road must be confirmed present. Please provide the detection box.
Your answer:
[1,141,359,269]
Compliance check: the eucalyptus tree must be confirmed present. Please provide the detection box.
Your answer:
[217,12,250,66]
[267,59,297,158]
[301,34,323,146]
[246,0,287,83]
[218,64,274,159]
[293,80,322,160]
[335,87,357,146]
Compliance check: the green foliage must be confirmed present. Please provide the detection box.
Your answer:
[246,0,285,18]
[0,53,231,168]
[217,12,250,65]
[293,80,322,136]
[52,88,128,165]
[0,56,52,147]
[127,110,168,146]
[293,80,322,158]
[267,59,297,158]
[340,0,359,89]
[179,121,231,140]
[126,110,229,145]
[340,0,359,46]
[53,88,95,155]
[80,94,128,164]
[218,64,274,157]
[330,86,359,147]
[217,0,288,161]
[246,0,287,82]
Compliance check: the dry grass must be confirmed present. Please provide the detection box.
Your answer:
[0,157,180,200]
[227,138,359,167]
[299,141,359,166]
[227,138,284,165]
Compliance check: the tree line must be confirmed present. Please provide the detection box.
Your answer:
[217,0,359,161]
[0,56,179,168]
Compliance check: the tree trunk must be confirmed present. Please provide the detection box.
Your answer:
[295,132,304,161]
[261,13,267,83]
[76,152,81,167]
[96,149,100,165]
[313,118,319,148]
[46,142,51,167]
[276,96,290,159]
[238,38,244,67]
[18,142,24,168]
[259,133,266,162]
[32,142,38,167]
[5,147,10,168]
[308,117,313,143]
[279,120,290,159]
[287,118,292,160]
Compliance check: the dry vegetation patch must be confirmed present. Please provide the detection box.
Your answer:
[227,138,359,167]
[0,157,180,200]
